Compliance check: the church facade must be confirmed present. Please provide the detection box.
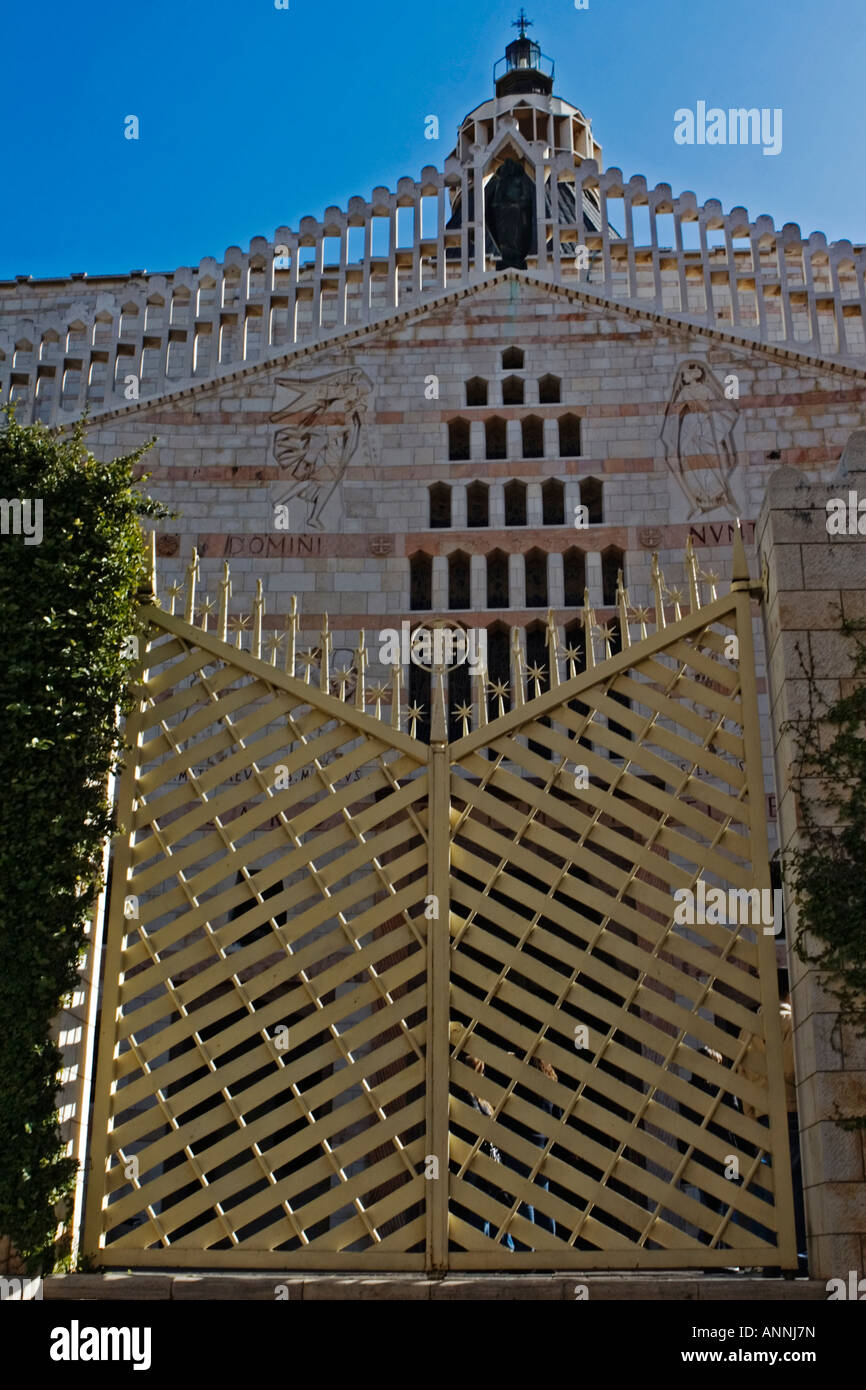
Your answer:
[5,21,866,1280]
[2,26,865,861]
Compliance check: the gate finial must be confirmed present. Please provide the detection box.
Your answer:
[319,613,332,693]
[651,552,666,629]
[510,626,525,707]
[218,562,231,641]
[184,547,199,624]
[582,587,596,668]
[430,663,448,742]
[685,536,701,611]
[546,609,560,688]
[390,661,403,731]
[284,595,298,677]
[355,629,367,710]
[731,517,750,584]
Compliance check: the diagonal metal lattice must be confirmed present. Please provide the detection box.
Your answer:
[83,538,796,1270]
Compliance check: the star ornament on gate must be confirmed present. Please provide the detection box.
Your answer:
[453,701,474,736]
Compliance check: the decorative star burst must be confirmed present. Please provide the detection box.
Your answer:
[297,647,318,677]
[332,666,355,698]
[266,633,285,660]
[486,679,510,700]
[406,702,426,724]
[452,702,474,722]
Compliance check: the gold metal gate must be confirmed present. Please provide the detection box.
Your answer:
[83,531,797,1270]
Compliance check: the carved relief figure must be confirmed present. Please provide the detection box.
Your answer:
[659,360,741,518]
[270,369,372,531]
[485,158,536,270]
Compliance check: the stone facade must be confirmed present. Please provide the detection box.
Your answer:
[10,28,866,1276]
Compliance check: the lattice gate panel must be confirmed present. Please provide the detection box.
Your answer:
[445,585,797,1269]
[84,607,432,1269]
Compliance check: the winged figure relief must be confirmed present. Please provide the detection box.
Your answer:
[270,370,372,530]
[659,360,741,518]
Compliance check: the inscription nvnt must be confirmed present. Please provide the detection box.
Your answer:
[688,520,755,545]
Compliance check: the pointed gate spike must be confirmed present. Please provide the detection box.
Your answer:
[355,629,367,710]
[184,546,199,624]
[285,594,298,678]
[218,562,231,641]
[319,613,331,693]
[510,627,525,708]
[252,580,264,660]
[732,517,750,583]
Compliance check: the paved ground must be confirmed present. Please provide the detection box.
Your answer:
[43,1272,827,1300]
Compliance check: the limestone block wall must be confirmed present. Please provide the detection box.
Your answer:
[757,440,866,1281]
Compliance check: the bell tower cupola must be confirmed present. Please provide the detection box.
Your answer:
[494,10,554,98]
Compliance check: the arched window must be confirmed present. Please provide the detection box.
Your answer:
[563,547,586,607]
[559,413,581,458]
[410,551,432,610]
[502,374,524,405]
[601,546,625,607]
[448,417,470,461]
[448,551,471,609]
[486,549,510,608]
[504,480,527,527]
[542,479,565,524]
[521,415,544,459]
[502,347,524,369]
[466,376,488,407]
[485,416,507,461]
[538,374,561,404]
[581,477,603,524]
[467,481,489,527]
[525,548,548,607]
[429,483,451,528]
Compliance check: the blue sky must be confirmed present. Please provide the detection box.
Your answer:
[1,0,863,279]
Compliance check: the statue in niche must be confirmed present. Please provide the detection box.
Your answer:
[270,369,372,531]
[659,360,741,517]
[485,158,536,270]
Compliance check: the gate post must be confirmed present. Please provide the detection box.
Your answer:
[757,445,866,1281]
[424,662,451,1272]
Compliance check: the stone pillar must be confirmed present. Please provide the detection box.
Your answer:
[548,551,565,609]
[470,554,486,612]
[509,553,526,610]
[757,437,866,1282]
[544,417,560,460]
[490,484,505,531]
[431,555,448,611]
[451,483,467,531]
[586,550,603,608]
[564,479,581,531]
[527,482,543,528]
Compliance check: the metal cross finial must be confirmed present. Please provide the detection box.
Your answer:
[513,8,532,37]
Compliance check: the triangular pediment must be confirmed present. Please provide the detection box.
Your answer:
[71,270,866,435]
